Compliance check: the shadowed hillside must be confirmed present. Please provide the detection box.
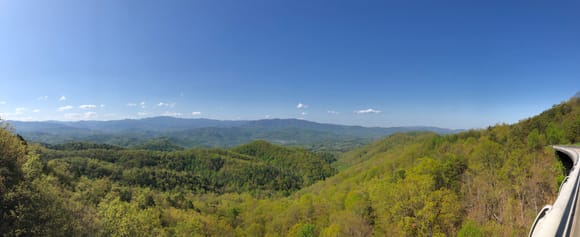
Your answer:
[0,97,578,236]
[10,118,460,152]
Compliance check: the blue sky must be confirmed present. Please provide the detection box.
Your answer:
[0,0,578,129]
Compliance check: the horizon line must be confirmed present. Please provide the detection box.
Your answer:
[2,116,467,130]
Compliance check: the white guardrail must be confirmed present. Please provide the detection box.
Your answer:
[529,146,580,237]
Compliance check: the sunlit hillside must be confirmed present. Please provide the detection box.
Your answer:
[1,97,577,236]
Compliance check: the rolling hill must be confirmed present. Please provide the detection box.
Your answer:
[8,118,460,151]
[0,97,578,236]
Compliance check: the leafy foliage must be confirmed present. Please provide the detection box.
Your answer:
[0,97,578,236]
[38,140,335,196]
[12,118,460,153]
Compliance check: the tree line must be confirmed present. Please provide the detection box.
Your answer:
[0,97,578,236]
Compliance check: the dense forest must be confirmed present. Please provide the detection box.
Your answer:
[1,97,579,236]
[11,118,459,152]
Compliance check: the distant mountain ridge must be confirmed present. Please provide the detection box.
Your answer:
[8,117,461,150]
[10,116,247,133]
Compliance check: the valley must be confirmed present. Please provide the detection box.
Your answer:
[9,118,460,152]
[1,97,578,236]
[2,1,577,236]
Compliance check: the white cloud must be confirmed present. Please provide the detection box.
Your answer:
[37,96,48,101]
[100,104,105,108]
[162,112,182,117]
[191,111,202,116]
[59,96,67,101]
[84,112,97,119]
[0,101,7,105]
[79,104,97,109]
[300,112,307,116]
[354,108,381,114]
[15,107,27,115]
[32,109,41,113]
[58,105,74,112]
[296,102,308,109]
[4,115,34,121]
[137,112,148,116]
[265,115,271,119]
[327,110,339,115]
[158,102,176,108]
[128,102,146,108]
[0,108,34,120]
[64,112,97,120]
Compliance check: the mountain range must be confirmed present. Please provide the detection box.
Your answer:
[8,117,461,150]
[2,97,578,236]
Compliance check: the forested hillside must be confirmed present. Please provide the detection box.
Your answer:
[0,97,578,236]
[11,118,459,152]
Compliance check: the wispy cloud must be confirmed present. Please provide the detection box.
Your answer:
[0,101,6,105]
[64,112,97,120]
[57,105,74,112]
[162,112,182,117]
[3,115,34,121]
[59,96,67,101]
[137,112,148,116]
[100,104,105,108]
[84,112,97,119]
[79,104,97,110]
[296,102,308,109]
[265,115,271,119]
[15,107,27,115]
[191,111,202,116]
[128,102,146,108]
[37,96,48,101]
[300,112,307,116]
[327,110,339,115]
[354,108,381,114]
[32,109,40,113]
[0,108,32,120]
[158,102,176,108]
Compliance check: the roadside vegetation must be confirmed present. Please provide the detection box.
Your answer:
[0,97,578,236]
